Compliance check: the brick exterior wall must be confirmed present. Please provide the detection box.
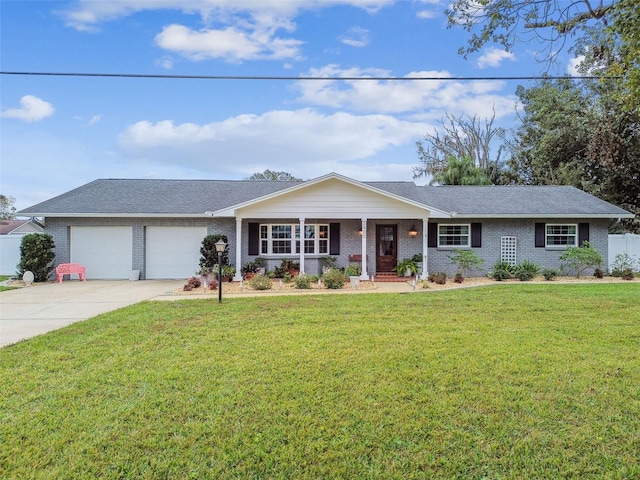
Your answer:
[427,218,610,277]
[45,217,610,279]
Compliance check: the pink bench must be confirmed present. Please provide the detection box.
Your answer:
[56,263,87,283]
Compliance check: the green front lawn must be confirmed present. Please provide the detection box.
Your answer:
[1,284,639,479]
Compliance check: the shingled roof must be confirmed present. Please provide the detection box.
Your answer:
[17,177,633,219]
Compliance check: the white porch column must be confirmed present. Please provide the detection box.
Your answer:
[233,217,243,281]
[421,217,428,279]
[360,218,369,279]
[299,218,305,274]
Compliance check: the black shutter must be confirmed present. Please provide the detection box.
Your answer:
[428,223,438,248]
[578,223,590,245]
[248,223,259,255]
[471,223,482,248]
[329,223,340,255]
[535,223,545,248]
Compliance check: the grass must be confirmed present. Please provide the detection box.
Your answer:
[0,275,18,292]
[1,284,639,479]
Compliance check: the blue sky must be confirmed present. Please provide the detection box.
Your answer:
[1,0,580,211]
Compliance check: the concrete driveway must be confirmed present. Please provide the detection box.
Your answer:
[0,280,183,347]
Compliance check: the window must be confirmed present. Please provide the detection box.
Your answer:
[260,223,329,255]
[546,224,577,247]
[438,224,470,247]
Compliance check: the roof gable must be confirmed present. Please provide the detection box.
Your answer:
[213,173,450,219]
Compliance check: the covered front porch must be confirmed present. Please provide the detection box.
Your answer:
[228,217,432,281]
[206,174,451,282]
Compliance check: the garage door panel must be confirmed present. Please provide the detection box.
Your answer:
[146,227,207,279]
[71,227,132,279]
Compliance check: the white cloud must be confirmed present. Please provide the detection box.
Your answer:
[477,47,516,69]
[88,115,102,126]
[58,1,394,61]
[293,65,517,117]
[338,26,369,47]
[118,108,429,176]
[416,9,437,19]
[415,0,443,19]
[568,55,585,76]
[155,24,304,62]
[1,95,55,122]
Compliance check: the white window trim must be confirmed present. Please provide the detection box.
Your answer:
[437,223,471,249]
[260,223,329,256]
[545,223,578,249]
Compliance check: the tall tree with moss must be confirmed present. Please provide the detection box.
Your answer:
[414,111,506,184]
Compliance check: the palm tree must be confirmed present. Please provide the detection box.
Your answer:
[430,156,492,185]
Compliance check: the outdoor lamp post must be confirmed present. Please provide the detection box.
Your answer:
[214,239,226,303]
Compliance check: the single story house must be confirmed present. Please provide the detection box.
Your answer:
[17,173,634,280]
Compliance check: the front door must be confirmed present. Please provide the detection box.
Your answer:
[376,225,397,272]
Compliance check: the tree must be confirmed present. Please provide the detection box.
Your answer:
[559,241,603,278]
[199,234,229,273]
[446,0,639,110]
[506,42,640,231]
[446,0,614,61]
[17,233,56,282]
[414,112,506,184]
[246,170,302,181]
[609,0,640,111]
[505,78,592,187]
[430,156,492,186]
[0,194,16,220]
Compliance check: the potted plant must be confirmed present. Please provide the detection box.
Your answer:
[280,259,300,277]
[241,261,257,280]
[344,263,362,288]
[411,253,424,275]
[393,258,417,277]
[221,264,236,282]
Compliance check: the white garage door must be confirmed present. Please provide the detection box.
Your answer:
[71,227,133,279]
[146,227,207,279]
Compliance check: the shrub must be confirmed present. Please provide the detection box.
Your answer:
[249,274,272,290]
[294,274,312,289]
[427,272,447,284]
[559,241,603,278]
[542,268,557,281]
[610,253,637,277]
[489,261,513,281]
[621,268,635,281]
[199,234,229,272]
[447,249,484,277]
[514,260,539,281]
[183,276,201,291]
[427,272,447,285]
[345,263,362,277]
[454,273,464,283]
[322,268,346,289]
[18,233,55,282]
[594,267,604,279]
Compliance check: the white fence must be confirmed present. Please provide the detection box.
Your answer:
[0,235,23,276]
[608,234,640,270]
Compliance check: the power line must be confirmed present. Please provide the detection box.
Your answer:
[0,71,618,81]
